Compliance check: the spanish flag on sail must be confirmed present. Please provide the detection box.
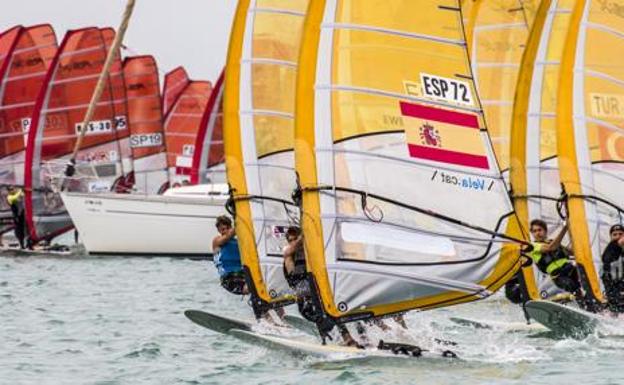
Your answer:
[400,101,489,169]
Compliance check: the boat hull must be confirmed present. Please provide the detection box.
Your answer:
[60,191,227,257]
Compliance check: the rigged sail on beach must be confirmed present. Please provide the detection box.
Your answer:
[123,55,167,193]
[190,70,224,185]
[556,0,624,302]
[224,0,309,316]
[24,27,128,242]
[0,25,57,233]
[162,67,190,118]
[163,78,211,186]
[294,0,527,330]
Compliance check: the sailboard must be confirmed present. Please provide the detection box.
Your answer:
[0,25,57,234]
[163,76,212,187]
[24,27,129,243]
[223,0,309,316]
[555,0,624,303]
[122,55,167,193]
[293,0,529,337]
[184,309,254,334]
[524,300,599,337]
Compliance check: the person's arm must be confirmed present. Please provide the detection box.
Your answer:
[212,228,235,251]
[543,223,568,253]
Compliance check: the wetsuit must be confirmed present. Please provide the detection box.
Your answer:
[213,237,246,295]
[527,241,581,295]
[283,246,307,291]
[602,240,624,312]
[504,271,526,304]
[7,189,27,249]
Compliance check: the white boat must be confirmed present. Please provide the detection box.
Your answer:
[60,183,228,257]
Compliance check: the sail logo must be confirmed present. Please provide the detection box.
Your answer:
[590,93,624,119]
[13,57,44,69]
[420,73,474,106]
[128,82,146,91]
[434,170,490,191]
[130,133,163,148]
[114,115,128,130]
[400,101,489,170]
[419,123,441,147]
[599,127,624,161]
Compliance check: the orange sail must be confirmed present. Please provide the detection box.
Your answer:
[162,66,190,117]
[190,70,224,185]
[25,27,129,242]
[163,79,212,186]
[123,55,167,193]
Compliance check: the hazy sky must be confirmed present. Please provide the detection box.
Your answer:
[0,1,237,83]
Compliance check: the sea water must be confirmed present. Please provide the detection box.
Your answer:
[2,254,624,385]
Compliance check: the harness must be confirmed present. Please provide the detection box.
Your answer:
[284,247,307,287]
[529,241,570,276]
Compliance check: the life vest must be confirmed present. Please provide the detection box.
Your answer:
[528,241,570,275]
[213,237,242,277]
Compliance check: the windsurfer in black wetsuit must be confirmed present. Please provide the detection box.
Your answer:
[7,185,28,249]
[601,224,624,312]
[282,226,362,348]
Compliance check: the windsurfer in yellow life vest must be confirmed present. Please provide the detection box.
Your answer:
[283,226,362,348]
[212,215,248,295]
[7,185,28,249]
[601,224,624,312]
[525,219,583,299]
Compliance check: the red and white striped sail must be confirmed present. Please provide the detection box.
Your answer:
[25,27,129,242]
[190,70,224,185]
[123,55,167,193]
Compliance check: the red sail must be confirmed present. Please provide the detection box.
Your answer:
[24,27,128,242]
[162,66,189,117]
[190,70,224,185]
[163,80,212,187]
[0,25,57,233]
[123,55,167,193]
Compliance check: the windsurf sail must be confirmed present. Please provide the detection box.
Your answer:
[0,25,57,233]
[224,0,309,316]
[508,0,574,300]
[295,0,528,332]
[556,0,624,302]
[24,27,129,242]
[162,66,190,117]
[190,70,224,185]
[163,79,212,187]
[123,55,167,193]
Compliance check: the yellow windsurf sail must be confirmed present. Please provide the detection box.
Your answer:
[556,0,624,302]
[295,0,528,328]
[224,0,309,316]
[509,0,576,300]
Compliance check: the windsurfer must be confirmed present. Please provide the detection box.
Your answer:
[601,224,624,312]
[283,226,361,348]
[7,186,28,249]
[212,215,248,295]
[213,215,285,322]
[524,219,583,299]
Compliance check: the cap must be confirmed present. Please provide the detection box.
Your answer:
[610,224,624,234]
